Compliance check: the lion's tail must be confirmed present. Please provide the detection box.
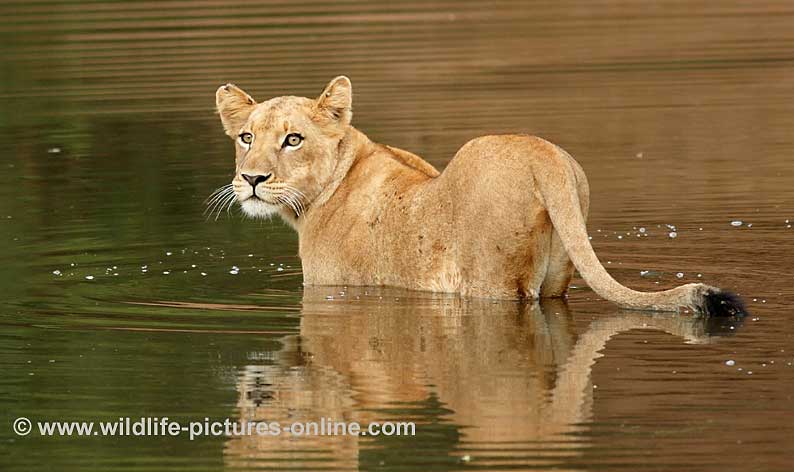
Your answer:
[537,152,745,317]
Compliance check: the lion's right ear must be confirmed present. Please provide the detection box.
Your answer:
[216,84,256,138]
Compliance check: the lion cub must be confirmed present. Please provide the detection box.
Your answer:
[213,76,744,316]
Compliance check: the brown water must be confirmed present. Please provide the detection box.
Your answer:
[1,1,793,470]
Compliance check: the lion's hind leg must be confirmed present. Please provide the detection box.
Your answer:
[540,231,576,298]
[540,155,590,298]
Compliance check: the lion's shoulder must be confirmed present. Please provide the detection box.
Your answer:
[382,145,440,178]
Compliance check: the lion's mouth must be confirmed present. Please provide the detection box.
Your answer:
[240,195,280,219]
[246,192,278,205]
[235,186,305,219]
[240,189,270,203]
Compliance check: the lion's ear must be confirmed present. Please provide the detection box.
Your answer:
[315,76,352,125]
[216,83,256,138]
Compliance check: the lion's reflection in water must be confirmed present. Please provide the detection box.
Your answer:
[224,287,722,470]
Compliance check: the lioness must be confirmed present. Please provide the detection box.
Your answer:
[213,76,744,316]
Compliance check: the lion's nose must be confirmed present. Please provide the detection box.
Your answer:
[241,173,271,188]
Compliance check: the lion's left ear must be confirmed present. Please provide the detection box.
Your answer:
[315,76,352,125]
[216,83,256,138]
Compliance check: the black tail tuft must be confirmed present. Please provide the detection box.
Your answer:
[701,290,748,318]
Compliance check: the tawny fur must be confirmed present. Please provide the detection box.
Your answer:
[214,76,744,315]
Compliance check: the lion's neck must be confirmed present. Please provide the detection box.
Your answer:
[285,127,374,231]
[318,126,373,208]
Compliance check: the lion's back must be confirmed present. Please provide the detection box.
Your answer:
[433,134,575,205]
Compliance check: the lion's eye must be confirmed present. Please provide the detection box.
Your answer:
[282,133,304,148]
[238,132,254,146]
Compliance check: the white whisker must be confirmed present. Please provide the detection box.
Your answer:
[204,184,233,204]
[205,196,231,221]
[204,183,235,221]
[276,193,297,216]
[221,194,238,219]
[286,192,302,217]
[204,190,232,216]
[280,186,307,217]
[214,192,238,221]
[224,192,238,216]
[278,191,299,217]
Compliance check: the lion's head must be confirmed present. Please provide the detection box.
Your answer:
[212,76,353,221]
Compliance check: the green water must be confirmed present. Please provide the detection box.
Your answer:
[2,1,794,471]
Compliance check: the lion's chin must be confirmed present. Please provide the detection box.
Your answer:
[240,198,279,219]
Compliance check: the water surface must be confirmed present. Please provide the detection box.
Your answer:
[1,1,793,471]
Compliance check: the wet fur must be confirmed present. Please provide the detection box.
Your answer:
[701,289,747,317]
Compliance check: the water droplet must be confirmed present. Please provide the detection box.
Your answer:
[676,272,684,278]
[730,220,743,227]
[85,275,94,280]
[725,360,735,366]
[52,270,62,276]
[668,231,677,238]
